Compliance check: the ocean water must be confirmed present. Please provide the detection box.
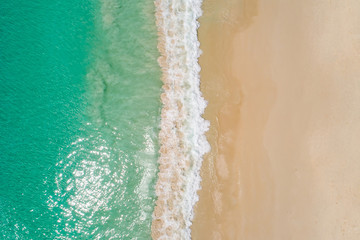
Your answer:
[0,0,162,239]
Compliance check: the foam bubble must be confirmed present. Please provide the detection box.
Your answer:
[151,0,210,239]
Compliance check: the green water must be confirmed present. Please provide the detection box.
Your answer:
[0,0,161,239]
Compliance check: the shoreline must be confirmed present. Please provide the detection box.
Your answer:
[193,0,360,239]
[151,0,209,239]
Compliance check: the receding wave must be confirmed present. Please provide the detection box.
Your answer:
[151,0,210,239]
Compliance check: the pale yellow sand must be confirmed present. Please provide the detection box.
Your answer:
[192,0,360,239]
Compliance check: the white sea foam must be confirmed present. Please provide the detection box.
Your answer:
[151,0,210,239]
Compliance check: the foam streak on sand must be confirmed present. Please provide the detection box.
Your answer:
[151,0,210,239]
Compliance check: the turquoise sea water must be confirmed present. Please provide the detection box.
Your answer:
[0,0,162,239]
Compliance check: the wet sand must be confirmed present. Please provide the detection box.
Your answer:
[193,0,360,239]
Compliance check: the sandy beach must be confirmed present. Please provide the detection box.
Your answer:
[192,0,360,239]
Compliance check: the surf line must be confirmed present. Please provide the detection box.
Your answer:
[151,0,210,239]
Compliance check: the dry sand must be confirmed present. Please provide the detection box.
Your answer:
[192,0,360,239]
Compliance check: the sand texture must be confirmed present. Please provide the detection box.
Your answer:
[192,0,360,239]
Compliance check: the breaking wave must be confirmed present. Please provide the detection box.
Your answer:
[151,0,210,239]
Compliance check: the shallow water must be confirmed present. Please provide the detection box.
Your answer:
[0,0,161,239]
